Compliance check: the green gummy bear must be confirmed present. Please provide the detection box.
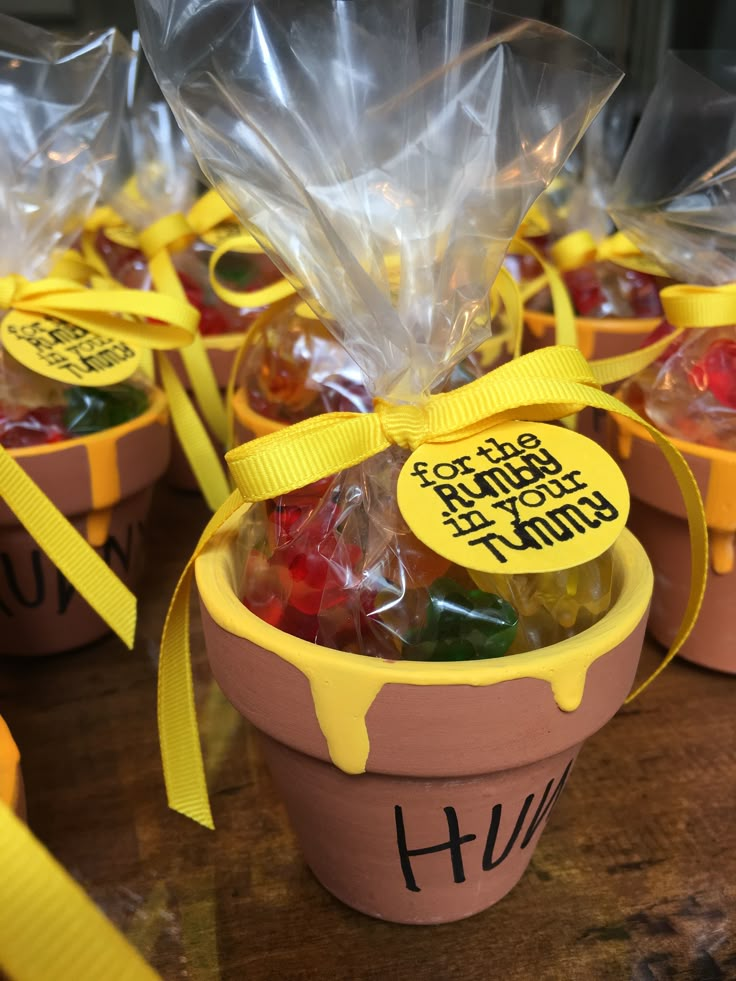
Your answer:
[405,577,518,662]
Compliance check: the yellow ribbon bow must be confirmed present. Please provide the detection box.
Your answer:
[0,274,198,348]
[158,345,707,829]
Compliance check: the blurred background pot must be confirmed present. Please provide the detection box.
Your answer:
[612,410,736,673]
[0,387,169,655]
[524,310,661,443]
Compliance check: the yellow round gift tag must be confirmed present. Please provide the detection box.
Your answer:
[1,311,141,386]
[397,420,629,575]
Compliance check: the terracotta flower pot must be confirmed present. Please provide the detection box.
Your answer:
[165,334,244,491]
[0,715,23,818]
[196,509,652,924]
[524,310,661,444]
[0,387,170,655]
[612,411,736,673]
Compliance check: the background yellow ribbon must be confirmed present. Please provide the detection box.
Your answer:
[0,445,136,648]
[157,345,707,829]
[82,201,233,510]
[0,274,198,349]
[0,801,160,980]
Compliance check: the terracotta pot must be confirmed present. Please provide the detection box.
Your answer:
[196,509,652,924]
[0,388,169,655]
[612,410,736,673]
[0,714,24,818]
[165,333,244,491]
[524,310,661,444]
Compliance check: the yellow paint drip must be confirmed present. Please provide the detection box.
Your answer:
[86,434,121,511]
[197,515,653,775]
[85,508,113,548]
[704,456,736,532]
[709,530,734,575]
[0,716,19,810]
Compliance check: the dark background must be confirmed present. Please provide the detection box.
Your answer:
[2,0,732,95]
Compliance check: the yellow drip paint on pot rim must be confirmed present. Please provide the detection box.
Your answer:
[195,507,653,775]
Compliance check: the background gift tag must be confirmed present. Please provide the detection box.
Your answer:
[1,311,141,387]
[397,421,629,575]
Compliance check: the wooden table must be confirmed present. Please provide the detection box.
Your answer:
[1,485,734,981]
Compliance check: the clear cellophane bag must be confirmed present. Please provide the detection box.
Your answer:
[611,52,736,448]
[0,17,153,449]
[140,0,622,659]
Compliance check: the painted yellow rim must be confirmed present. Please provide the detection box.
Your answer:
[8,386,169,461]
[196,506,653,689]
[231,386,285,438]
[524,309,662,336]
[204,332,250,354]
[613,403,736,465]
[0,716,20,812]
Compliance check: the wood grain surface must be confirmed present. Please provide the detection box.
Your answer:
[1,485,734,981]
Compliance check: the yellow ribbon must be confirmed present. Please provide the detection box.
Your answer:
[0,445,136,649]
[158,345,707,829]
[207,234,303,309]
[517,229,682,387]
[83,197,235,510]
[0,801,160,980]
[0,274,198,350]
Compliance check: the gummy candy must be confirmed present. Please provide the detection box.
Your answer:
[240,458,613,662]
[0,383,149,449]
[563,261,663,319]
[0,404,66,448]
[403,577,518,662]
[624,326,736,449]
[64,384,149,435]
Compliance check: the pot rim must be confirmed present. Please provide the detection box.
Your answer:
[613,401,736,465]
[196,506,653,690]
[203,331,248,353]
[232,385,285,437]
[524,309,662,334]
[8,385,168,461]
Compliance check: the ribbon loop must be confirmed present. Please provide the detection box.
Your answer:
[139,213,195,259]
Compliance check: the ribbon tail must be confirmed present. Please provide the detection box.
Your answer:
[513,238,577,349]
[147,248,229,444]
[178,333,229,446]
[572,387,707,697]
[0,446,136,648]
[159,490,244,830]
[158,354,231,512]
[0,802,161,981]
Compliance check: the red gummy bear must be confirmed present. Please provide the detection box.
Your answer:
[689,338,736,409]
[0,404,67,449]
[563,265,607,317]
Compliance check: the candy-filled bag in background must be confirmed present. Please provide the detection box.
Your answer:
[141,0,706,924]
[608,52,736,673]
[0,17,200,654]
[89,46,289,498]
[515,90,667,444]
